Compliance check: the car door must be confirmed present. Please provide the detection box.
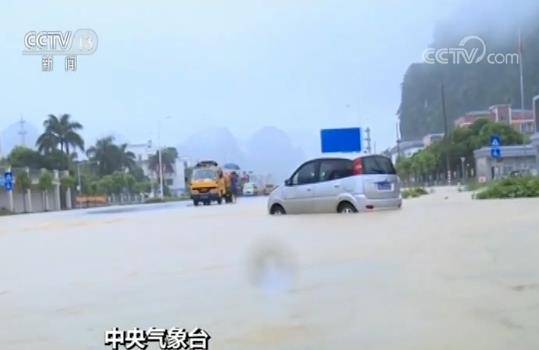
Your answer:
[314,159,353,212]
[281,160,319,213]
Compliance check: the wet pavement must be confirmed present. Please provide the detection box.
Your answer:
[0,188,538,349]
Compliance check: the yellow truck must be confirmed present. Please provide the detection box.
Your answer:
[190,161,234,206]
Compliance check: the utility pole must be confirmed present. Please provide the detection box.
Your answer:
[18,116,27,147]
[364,127,372,154]
[158,123,164,200]
[518,27,525,109]
[441,82,451,185]
[396,121,401,160]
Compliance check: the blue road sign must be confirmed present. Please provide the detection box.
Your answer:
[321,127,362,153]
[490,135,502,160]
[4,171,13,192]
[491,147,501,159]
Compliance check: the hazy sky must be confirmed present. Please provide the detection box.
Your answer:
[1,0,459,154]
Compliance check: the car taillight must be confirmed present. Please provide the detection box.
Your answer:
[353,158,364,175]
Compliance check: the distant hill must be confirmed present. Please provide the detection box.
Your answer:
[177,126,306,182]
[177,127,246,165]
[244,126,305,182]
[399,1,539,140]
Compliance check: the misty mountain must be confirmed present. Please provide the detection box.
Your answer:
[399,2,539,140]
[177,127,246,165]
[244,127,305,182]
[177,126,306,182]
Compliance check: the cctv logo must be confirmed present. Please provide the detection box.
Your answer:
[23,29,98,56]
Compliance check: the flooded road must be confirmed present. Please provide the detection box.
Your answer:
[1,188,538,349]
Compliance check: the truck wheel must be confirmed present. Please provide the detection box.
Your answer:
[193,200,199,206]
[217,196,223,205]
[204,200,210,206]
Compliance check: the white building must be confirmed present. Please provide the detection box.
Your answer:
[126,142,188,196]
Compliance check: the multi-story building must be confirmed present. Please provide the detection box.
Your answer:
[387,140,425,163]
[454,105,535,135]
[422,133,445,147]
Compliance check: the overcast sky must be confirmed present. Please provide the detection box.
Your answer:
[0,0,459,153]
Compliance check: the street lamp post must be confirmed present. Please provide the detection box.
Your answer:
[460,157,466,181]
[158,146,164,199]
[77,162,82,194]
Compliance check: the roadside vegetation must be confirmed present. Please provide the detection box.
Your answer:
[475,177,539,199]
[0,114,180,203]
[0,208,13,216]
[401,187,429,199]
[395,119,525,185]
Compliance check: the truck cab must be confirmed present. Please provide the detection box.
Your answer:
[190,161,232,205]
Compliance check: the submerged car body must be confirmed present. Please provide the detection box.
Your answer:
[268,155,402,214]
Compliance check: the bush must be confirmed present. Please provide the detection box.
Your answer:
[475,177,539,199]
[464,180,486,192]
[0,208,13,216]
[402,187,428,199]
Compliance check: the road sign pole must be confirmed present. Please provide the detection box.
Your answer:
[5,168,14,212]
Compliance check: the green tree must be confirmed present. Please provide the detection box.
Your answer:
[16,171,32,213]
[60,175,76,191]
[38,170,54,211]
[148,147,178,176]
[7,146,44,169]
[36,114,84,168]
[395,157,413,184]
[118,143,136,172]
[96,175,114,195]
[86,136,137,176]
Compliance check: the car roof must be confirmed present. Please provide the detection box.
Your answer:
[307,154,389,162]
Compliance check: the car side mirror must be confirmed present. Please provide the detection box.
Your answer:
[285,179,292,186]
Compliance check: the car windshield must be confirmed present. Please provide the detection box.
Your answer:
[192,169,217,180]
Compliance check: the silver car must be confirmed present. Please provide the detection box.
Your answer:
[268,155,402,214]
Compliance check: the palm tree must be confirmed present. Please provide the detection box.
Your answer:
[38,170,54,211]
[86,136,117,176]
[86,137,137,176]
[148,147,178,175]
[118,143,137,171]
[36,114,85,159]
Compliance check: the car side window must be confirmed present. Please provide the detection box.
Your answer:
[319,159,353,182]
[291,161,318,185]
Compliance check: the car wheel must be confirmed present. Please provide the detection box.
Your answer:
[338,202,357,214]
[270,204,286,215]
